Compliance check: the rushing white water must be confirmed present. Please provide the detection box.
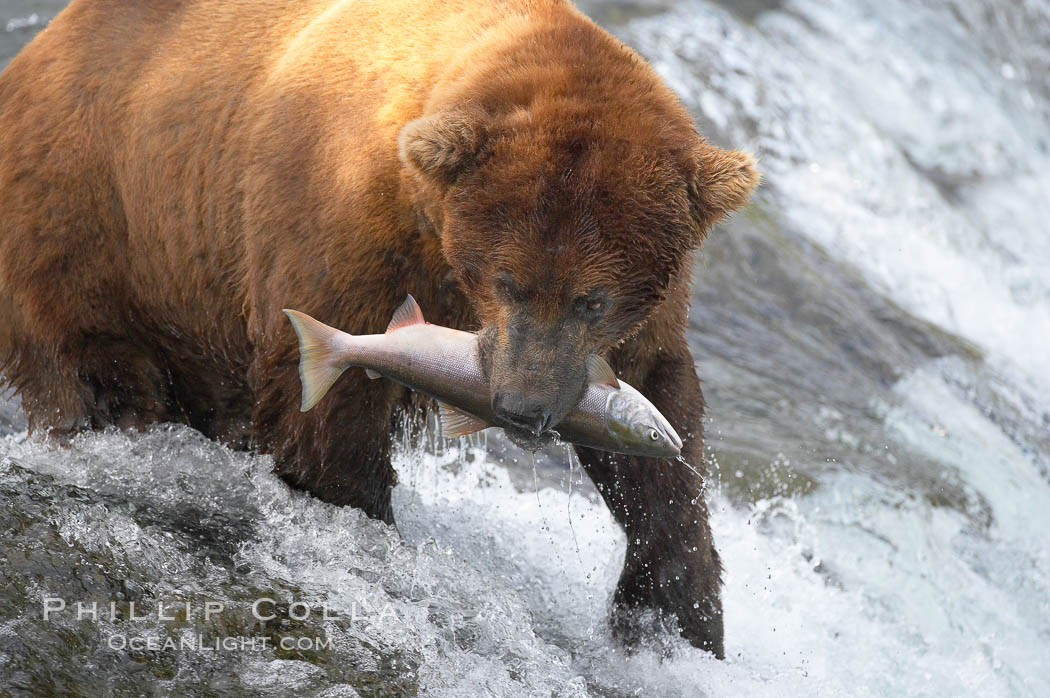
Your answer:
[630,0,1050,396]
[2,0,1049,695]
[2,392,1046,696]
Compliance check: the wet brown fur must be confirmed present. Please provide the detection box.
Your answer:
[0,0,758,655]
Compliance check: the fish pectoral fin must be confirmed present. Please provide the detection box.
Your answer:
[586,354,620,389]
[364,368,381,380]
[438,402,490,438]
[386,294,426,334]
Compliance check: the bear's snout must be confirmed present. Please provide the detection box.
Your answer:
[492,389,553,436]
[479,313,589,444]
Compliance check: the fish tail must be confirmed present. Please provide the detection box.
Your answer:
[282,309,349,412]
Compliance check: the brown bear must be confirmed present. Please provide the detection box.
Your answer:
[0,0,758,656]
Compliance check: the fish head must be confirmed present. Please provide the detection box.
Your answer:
[605,382,683,458]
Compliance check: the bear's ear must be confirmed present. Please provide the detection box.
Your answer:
[398,108,490,188]
[688,141,761,236]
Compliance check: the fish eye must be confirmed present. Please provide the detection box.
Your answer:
[648,428,659,441]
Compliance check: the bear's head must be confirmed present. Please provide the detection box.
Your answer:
[399,101,758,447]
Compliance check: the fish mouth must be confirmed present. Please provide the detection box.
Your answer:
[658,419,684,455]
[667,425,683,453]
[503,425,557,452]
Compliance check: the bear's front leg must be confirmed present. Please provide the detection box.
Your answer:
[574,347,724,657]
[253,358,404,523]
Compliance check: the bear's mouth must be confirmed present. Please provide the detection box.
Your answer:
[502,424,558,452]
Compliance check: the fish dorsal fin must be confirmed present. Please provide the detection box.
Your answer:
[438,401,490,438]
[386,294,425,334]
[586,354,620,388]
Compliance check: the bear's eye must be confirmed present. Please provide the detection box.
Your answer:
[573,292,608,321]
[494,273,524,302]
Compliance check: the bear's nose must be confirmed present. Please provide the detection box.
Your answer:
[492,391,552,436]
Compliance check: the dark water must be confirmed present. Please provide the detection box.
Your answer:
[2,1,1049,696]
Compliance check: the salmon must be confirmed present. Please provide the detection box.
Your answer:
[284,296,682,458]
